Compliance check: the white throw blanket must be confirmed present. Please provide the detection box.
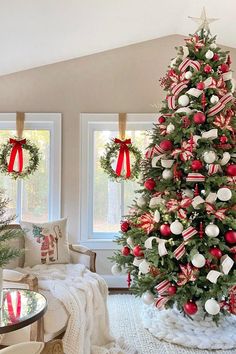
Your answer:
[17,264,136,354]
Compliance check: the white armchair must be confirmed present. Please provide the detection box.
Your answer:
[0,340,63,354]
[1,225,96,346]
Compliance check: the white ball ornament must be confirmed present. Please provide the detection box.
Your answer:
[142,291,155,305]
[162,169,173,180]
[210,43,217,49]
[137,196,146,208]
[205,50,214,59]
[191,253,206,268]
[127,236,134,248]
[184,71,193,79]
[217,187,232,201]
[139,260,151,274]
[205,224,220,238]
[178,94,190,107]
[203,151,217,164]
[111,264,122,275]
[205,298,220,315]
[210,95,219,104]
[170,220,184,235]
[153,210,161,223]
[166,123,175,134]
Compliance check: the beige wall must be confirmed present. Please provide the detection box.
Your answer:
[0,34,236,274]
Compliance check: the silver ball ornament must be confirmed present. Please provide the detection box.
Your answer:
[205,224,220,238]
[210,95,219,104]
[205,50,214,59]
[203,151,217,164]
[217,187,232,201]
[142,291,155,305]
[205,298,220,315]
[191,253,206,268]
[162,169,173,180]
[178,94,190,107]
[170,220,184,235]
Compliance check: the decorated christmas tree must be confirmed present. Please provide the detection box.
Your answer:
[111,12,236,319]
[0,191,21,267]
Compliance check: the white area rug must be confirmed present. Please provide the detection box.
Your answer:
[108,294,236,354]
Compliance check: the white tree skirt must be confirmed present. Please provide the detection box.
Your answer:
[142,303,236,350]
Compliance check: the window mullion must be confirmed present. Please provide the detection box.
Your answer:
[120,181,124,220]
[16,179,22,222]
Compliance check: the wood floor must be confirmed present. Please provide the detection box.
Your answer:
[109,288,132,294]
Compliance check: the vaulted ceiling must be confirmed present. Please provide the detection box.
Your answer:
[0,0,235,75]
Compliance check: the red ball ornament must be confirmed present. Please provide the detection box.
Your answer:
[133,245,144,257]
[193,112,206,124]
[183,301,198,315]
[220,63,229,73]
[209,247,222,259]
[213,53,219,61]
[121,221,130,233]
[158,116,166,124]
[160,140,173,151]
[182,116,191,128]
[144,178,156,191]
[226,164,236,177]
[168,285,177,295]
[225,230,236,244]
[191,160,203,171]
[122,246,130,256]
[196,82,205,90]
[204,64,212,73]
[160,224,171,237]
[220,135,228,144]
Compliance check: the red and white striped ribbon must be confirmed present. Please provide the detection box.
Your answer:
[207,93,233,117]
[208,164,221,176]
[155,279,171,294]
[145,145,165,159]
[155,296,169,309]
[172,82,188,96]
[167,95,177,110]
[179,58,201,72]
[186,173,205,182]
[182,226,198,241]
[174,243,186,260]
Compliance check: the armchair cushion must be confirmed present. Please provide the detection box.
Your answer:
[0,342,44,354]
[3,269,25,282]
[21,218,70,267]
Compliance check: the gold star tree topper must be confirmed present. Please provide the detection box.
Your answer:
[189,7,219,33]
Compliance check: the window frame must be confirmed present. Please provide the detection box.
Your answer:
[79,113,155,250]
[0,113,61,222]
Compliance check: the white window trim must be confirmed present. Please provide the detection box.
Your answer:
[79,113,156,250]
[0,113,61,221]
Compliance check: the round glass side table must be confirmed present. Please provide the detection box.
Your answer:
[0,288,47,336]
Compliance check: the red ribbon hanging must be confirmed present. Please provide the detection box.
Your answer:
[6,291,22,323]
[114,138,131,178]
[8,138,26,173]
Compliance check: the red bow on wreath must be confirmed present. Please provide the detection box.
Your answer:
[114,138,131,178]
[8,138,26,173]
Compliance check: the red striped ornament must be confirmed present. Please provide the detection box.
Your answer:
[208,164,221,176]
[182,226,198,241]
[155,279,171,294]
[174,243,186,260]
[186,173,205,182]
[155,296,169,309]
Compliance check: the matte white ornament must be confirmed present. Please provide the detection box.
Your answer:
[210,95,219,104]
[182,188,194,198]
[219,152,231,166]
[205,50,214,59]
[127,236,134,247]
[210,43,217,49]
[205,224,220,238]
[170,220,184,235]
[185,71,193,79]
[191,253,206,268]
[162,169,173,180]
[203,151,217,164]
[111,264,122,275]
[137,196,146,208]
[205,298,220,315]
[161,159,174,168]
[217,187,232,201]
[153,210,161,223]
[166,123,175,134]
[178,94,190,107]
[149,196,163,208]
[139,260,151,274]
[142,291,155,305]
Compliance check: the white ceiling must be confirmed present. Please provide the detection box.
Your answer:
[0,0,235,76]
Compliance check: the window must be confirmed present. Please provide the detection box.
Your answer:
[0,113,61,222]
[79,113,155,249]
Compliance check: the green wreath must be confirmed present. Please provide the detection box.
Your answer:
[100,139,142,181]
[0,138,40,180]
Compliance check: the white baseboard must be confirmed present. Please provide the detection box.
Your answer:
[101,274,128,288]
